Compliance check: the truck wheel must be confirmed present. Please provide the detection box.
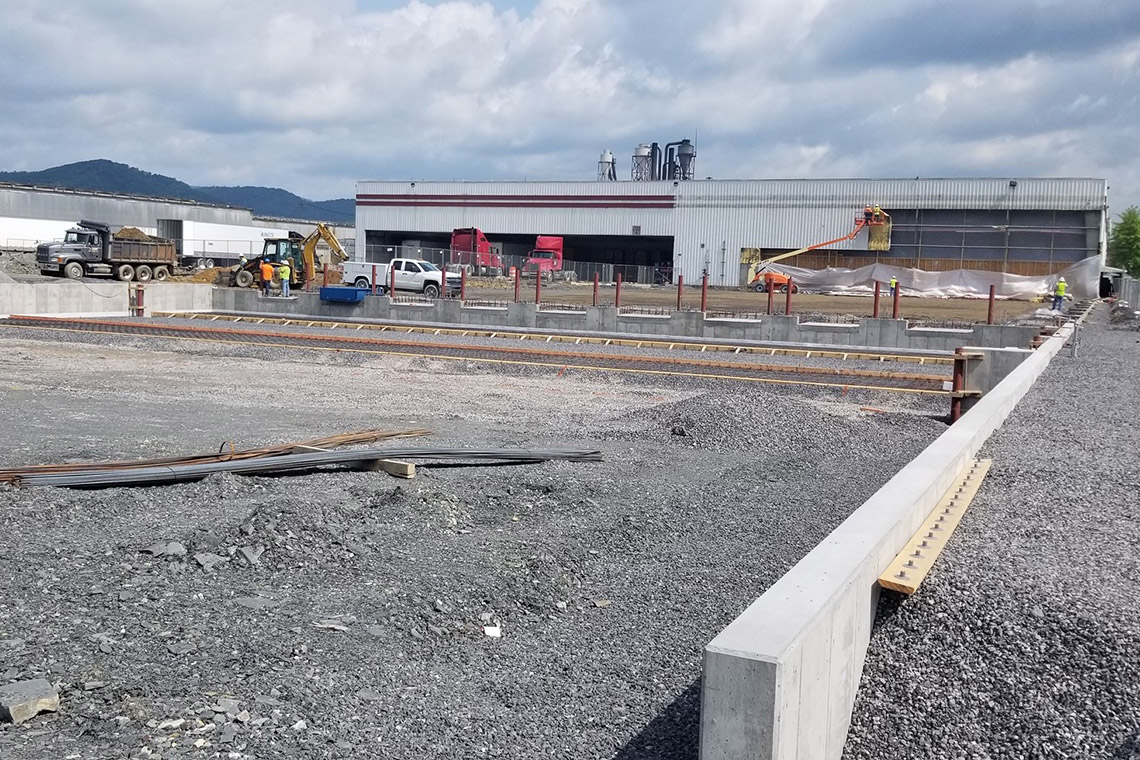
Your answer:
[63,261,84,279]
[204,258,215,269]
[135,265,153,282]
[424,283,440,299]
[153,266,170,281]
[354,277,370,289]
[116,264,135,281]
[195,258,207,270]
[234,270,254,288]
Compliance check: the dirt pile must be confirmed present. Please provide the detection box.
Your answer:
[113,227,156,241]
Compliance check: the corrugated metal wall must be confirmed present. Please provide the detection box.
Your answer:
[0,184,253,227]
[356,178,1108,286]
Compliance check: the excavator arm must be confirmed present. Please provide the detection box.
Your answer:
[301,223,349,283]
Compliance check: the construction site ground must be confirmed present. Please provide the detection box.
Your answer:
[457,280,1039,324]
[0,250,1039,325]
[0,323,946,760]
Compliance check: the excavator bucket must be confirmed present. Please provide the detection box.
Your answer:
[868,222,891,251]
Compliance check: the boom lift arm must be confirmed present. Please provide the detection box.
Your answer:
[760,219,870,268]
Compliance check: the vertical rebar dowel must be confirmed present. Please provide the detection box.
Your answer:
[701,274,708,312]
[873,281,881,318]
[951,348,965,423]
[677,274,684,311]
[987,284,996,324]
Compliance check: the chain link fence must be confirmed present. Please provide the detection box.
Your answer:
[362,245,660,285]
[1116,274,1140,307]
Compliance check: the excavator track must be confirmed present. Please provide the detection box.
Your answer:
[0,316,951,394]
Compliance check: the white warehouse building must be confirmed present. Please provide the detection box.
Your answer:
[355,177,1108,286]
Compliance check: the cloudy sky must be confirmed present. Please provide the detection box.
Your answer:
[3,0,1139,209]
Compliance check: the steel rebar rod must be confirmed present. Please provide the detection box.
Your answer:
[13,447,603,489]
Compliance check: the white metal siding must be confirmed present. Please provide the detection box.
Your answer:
[356,178,1108,287]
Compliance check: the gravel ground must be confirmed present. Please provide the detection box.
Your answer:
[845,311,1140,760]
[0,328,946,760]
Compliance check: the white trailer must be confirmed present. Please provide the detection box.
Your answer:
[156,219,290,269]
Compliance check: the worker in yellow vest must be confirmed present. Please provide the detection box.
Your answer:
[278,260,292,298]
[889,276,898,297]
[1052,277,1066,311]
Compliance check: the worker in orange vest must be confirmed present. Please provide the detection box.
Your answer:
[864,206,873,224]
[259,259,275,297]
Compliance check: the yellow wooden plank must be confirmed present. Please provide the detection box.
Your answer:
[366,459,416,479]
[878,458,992,594]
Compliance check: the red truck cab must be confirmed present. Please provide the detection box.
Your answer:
[450,228,503,276]
[524,235,564,278]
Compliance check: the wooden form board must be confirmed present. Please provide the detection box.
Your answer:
[878,458,992,594]
[291,445,416,479]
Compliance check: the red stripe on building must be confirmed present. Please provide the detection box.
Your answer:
[357,200,674,209]
[356,193,675,203]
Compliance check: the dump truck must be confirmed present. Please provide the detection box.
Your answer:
[522,235,575,282]
[450,228,503,277]
[36,220,178,281]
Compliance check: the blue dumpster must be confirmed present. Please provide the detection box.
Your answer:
[319,286,369,304]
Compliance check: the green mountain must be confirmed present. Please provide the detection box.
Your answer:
[0,160,354,223]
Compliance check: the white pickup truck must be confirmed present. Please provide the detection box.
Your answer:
[343,258,461,298]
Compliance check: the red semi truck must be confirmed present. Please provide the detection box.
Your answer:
[523,235,575,282]
[450,228,503,277]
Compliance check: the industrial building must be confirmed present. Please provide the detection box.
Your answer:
[355,175,1107,286]
[0,182,354,266]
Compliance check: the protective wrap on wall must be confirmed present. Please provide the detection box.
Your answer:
[763,256,1100,300]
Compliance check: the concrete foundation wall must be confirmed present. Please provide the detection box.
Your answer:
[698,320,1078,760]
[210,289,1040,351]
[0,282,213,318]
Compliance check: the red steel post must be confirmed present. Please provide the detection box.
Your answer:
[873,281,881,318]
[593,272,599,307]
[615,273,623,309]
[987,285,996,324]
[784,278,793,315]
[323,266,329,287]
[460,267,467,301]
[701,274,709,312]
[950,348,965,423]
[371,265,377,295]
[513,267,521,303]
[892,285,900,319]
[677,274,684,311]
[389,265,396,296]
[535,271,542,305]
[767,285,774,315]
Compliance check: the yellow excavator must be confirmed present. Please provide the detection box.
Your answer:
[231,223,349,289]
[744,206,891,289]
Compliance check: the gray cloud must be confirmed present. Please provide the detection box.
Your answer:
[0,0,1137,209]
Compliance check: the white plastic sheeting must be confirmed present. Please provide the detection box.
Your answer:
[762,256,1101,300]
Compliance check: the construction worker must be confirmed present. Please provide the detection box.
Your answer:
[259,259,274,297]
[864,206,874,224]
[278,260,292,297]
[1052,277,1066,311]
[889,275,898,297]
[872,205,885,224]
[238,253,247,270]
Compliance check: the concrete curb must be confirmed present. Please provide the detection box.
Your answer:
[699,318,1080,760]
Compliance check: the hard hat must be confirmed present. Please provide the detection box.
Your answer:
[1059,277,1066,282]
